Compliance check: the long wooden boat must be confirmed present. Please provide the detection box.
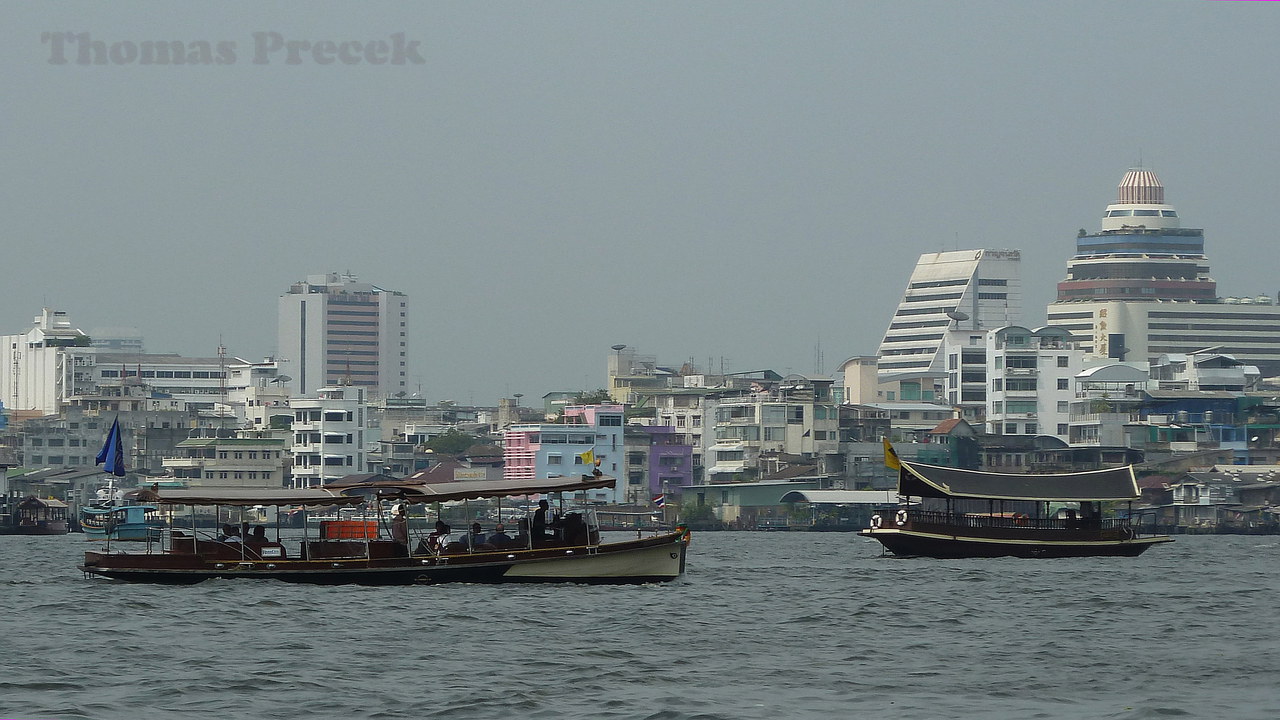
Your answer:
[859,461,1172,558]
[0,496,70,536]
[81,474,690,585]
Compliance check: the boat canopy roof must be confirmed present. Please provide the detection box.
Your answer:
[336,473,618,504]
[151,488,363,508]
[898,461,1139,501]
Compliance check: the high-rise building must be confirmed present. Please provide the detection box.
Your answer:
[1056,168,1214,306]
[1047,169,1280,375]
[277,273,408,399]
[877,249,1023,381]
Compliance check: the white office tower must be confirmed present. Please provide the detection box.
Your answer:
[1048,169,1280,376]
[877,249,1022,381]
[277,273,408,399]
[0,309,97,415]
[288,386,367,488]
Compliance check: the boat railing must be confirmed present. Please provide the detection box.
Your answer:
[901,509,1151,538]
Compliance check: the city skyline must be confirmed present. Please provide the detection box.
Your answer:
[6,2,1279,404]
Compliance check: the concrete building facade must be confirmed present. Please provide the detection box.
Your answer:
[1048,169,1280,376]
[277,273,408,399]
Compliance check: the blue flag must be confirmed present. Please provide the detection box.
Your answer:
[95,417,126,477]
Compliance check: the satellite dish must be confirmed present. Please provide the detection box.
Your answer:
[946,310,969,321]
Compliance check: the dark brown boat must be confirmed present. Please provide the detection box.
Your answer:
[860,461,1172,558]
[81,474,690,585]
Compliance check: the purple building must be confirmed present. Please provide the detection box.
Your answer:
[624,425,694,507]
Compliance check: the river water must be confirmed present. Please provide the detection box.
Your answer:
[2,532,1277,719]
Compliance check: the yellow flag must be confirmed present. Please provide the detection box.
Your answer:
[883,438,902,470]
[578,450,594,466]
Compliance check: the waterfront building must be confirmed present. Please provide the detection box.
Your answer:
[984,325,1085,441]
[287,386,368,488]
[503,404,625,503]
[0,309,96,415]
[705,376,840,482]
[877,249,1023,381]
[622,425,694,506]
[20,406,195,474]
[277,273,408,399]
[162,429,287,488]
[1047,169,1280,376]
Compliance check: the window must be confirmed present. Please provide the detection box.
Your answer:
[1057,424,1069,435]
[1004,424,1017,434]
[1057,401,1069,412]
[1025,423,1037,435]
[992,401,1003,413]
[1057,356,1069,367]
[598,415,622,427]
[992,379,1003,391]
[1057,379,1069,390]
[548,455,562,465]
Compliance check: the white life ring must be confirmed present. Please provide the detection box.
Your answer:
[869,514,882,529]
[894,509,909,526]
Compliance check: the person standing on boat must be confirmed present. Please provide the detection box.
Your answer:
[390,505,409,556]
[533,499,559,545]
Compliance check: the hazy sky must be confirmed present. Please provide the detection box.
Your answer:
[5,2,1278,404]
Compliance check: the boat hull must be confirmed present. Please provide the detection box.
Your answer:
[0,520,69,536]
[860,527,1174,558]
[81,532,689,585]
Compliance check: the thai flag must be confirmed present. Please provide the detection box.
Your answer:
[653,494,665,508]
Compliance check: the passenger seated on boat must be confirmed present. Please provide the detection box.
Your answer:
[512,518,532,548]
[417,520,451,554]
[247,525,268,543]
[1064,509,1080,529]
[459,523,490,551]
[218,524,242,543]
[487,523,513,548]
[560,512,588,545]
